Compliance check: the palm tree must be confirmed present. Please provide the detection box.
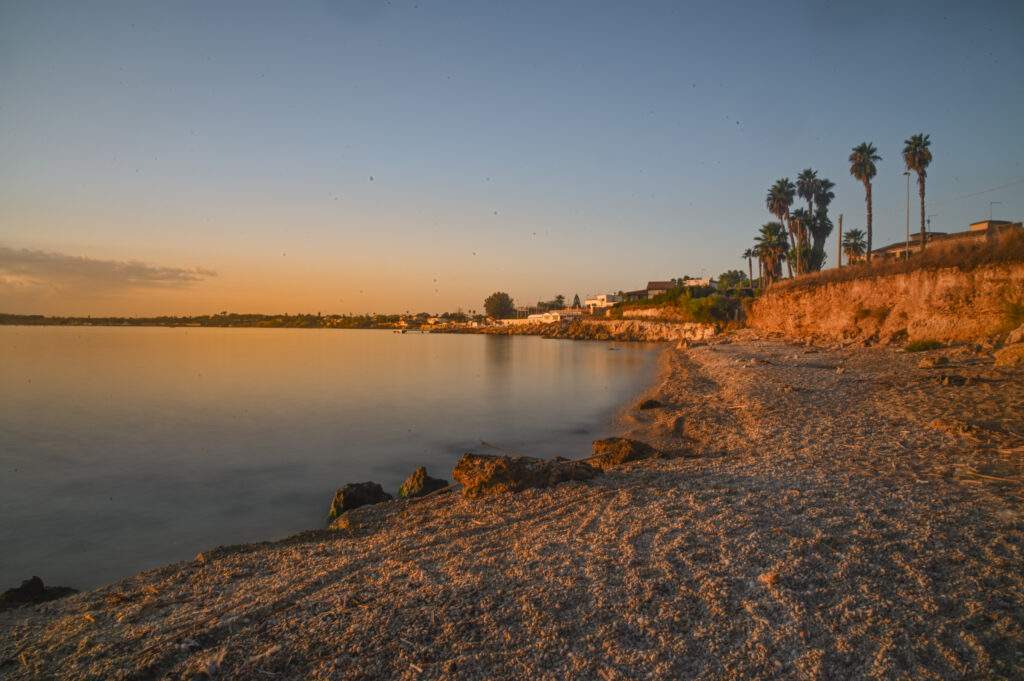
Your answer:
[810,178,836,252]
[742,248,754,286]
[902,133,932,253]
[766,179,797,248]
[766,178,796,277]
[796,169,818,217]
[756,222,789,285]
[841,228,867,265]
[849,142,881,261]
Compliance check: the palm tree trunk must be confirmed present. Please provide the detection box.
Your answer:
[919,177,926,253]
[747,257,753,286]
[865,181,873,262]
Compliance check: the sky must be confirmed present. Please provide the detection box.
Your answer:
[2,0,1023,316]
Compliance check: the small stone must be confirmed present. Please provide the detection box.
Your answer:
[918,356,950,368]
[637,399,663,410]
[757,572,780,586]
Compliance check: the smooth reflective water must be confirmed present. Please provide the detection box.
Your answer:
[0,326,658,589]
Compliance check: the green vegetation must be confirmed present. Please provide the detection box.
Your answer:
[905,340,942,352]
[483,291,515,319]
[608,283,742,326]
[717,269,748,290]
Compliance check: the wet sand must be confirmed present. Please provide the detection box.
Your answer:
[2,331,1022,680]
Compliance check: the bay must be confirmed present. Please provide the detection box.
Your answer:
[0,326,658,589]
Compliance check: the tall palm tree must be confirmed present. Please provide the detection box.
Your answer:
[902,133,932,253]
[796,168,818,217]
[849,142,881,261]
[742,248,754,286]
[841,228,867,265]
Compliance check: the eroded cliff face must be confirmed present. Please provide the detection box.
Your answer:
[748,263,1024,343]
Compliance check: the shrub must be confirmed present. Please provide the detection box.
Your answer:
[906,340,942,352]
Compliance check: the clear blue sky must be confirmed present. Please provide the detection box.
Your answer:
[2,0,1022,315]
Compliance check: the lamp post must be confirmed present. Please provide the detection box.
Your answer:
[904,172,911,261]
[927,214,937,240]
[989,201,1001,221]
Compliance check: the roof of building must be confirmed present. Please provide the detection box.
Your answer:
[645,281,676,291]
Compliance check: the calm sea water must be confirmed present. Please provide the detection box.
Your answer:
[0,326,658,589]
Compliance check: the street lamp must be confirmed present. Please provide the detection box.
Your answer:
[990,201,1002,221]
[927,214,937,238]
[904,172,911,261]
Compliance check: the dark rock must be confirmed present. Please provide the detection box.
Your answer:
[589,437,661,470]
[452,453,600,498]
[917,355,949,368]
[637,399,663,410]
[398,466,449,498]
[328,482,392,520]
[0,576,77,610]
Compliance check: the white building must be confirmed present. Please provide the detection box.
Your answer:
[584,294,621,310]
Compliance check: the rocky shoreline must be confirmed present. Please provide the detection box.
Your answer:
[441,318,719,343]
[1,330,1022,680]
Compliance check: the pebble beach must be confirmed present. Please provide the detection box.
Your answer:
[2,331,1022,680]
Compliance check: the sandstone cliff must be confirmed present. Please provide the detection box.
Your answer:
[748,262,1024,343]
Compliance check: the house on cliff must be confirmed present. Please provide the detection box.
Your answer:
[624,279,717,301]
[872,219,1022,260]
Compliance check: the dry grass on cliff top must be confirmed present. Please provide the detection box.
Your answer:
[775,229,1024,293]
[1,333,1022,680]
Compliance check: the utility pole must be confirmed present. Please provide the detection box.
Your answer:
[837,213,843,267]
[904,172,911,261]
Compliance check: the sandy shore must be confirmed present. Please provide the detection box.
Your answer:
[2,331,1022,680]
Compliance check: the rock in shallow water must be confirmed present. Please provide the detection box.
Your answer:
[452,453,600,498]
[399,466,449,498]
[0,576,77,610]
[328,481,393,519]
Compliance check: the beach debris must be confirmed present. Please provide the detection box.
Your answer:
[636,398,663,410]
[0,576,76,610]
[452,453,600,498]
[328,482,393,520]
[588,437,662,470]
[398,467,449,498]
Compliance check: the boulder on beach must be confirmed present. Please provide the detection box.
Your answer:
[398,466,449,498]
[328,482,393,520]
[0,576,76,610]
[994,343,1024,366]
[452,453,600,498]
[589,437,661,470]
[637,398,663,410]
